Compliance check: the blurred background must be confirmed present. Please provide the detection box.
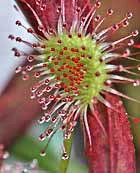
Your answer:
[0,0,140,172]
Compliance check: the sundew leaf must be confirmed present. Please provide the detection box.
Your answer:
[60,134,73,173]
[85,93,136,173]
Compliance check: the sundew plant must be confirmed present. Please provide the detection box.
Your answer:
[5,0,140,172]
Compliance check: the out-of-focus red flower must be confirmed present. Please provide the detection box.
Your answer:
[0,73,41,148]
[3,0,140,172]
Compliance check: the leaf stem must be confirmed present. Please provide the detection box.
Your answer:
[60,134,73,173]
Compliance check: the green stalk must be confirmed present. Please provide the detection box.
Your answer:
[60,134,73,173]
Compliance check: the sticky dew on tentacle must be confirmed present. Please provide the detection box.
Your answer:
[10,0,140,159]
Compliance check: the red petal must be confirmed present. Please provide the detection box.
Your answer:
[16,0,92,34]
[85,93,136,173]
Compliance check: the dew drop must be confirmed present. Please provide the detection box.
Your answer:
[95,1,101,8]
[42,63,47,68]
[126,12,133,19]
[104,80,112,86]
[36,90,43,97]
[54,83,61,88]
[15,20,22,26]
[44,79,50,85]
[57,6,61,13]
[30,93,36,99]
[123,48,130,57]
[38,25,44,32]
[35,71,41,78]
[41,103,48,110]
[64,133,71,140]
[8,34,15,40]
[133,80,140,86]
[37,97,45,104]
[45,86,52,92]
[61,125,66,130]
[26,65,33,72]
[46,128,53,137]
[27,56,34,62]
[63,23,67,28]
[94,15,101,22]
[40,150,46,157]
[39,133,46,141]
[49,95,55,100]
[112,24,119,31]
[51,116,57,123]
[15,66,22,73]
[58,110,66,116]
[27,28,34,33]
[62,152,69,160]
[16,37,22,42]
[31,86,37,93]
[14,51,21,57]
[40,4,46,11]
[22,74,29,81]
[107,9,113,16]
[44,113,51,122]
[122,20,129,27]
[128,39,134,46]
[132,30,139,37]
[12,47,17,52]
[32,43,38,48]
[76,7,81,13]
[38,116,45,124]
